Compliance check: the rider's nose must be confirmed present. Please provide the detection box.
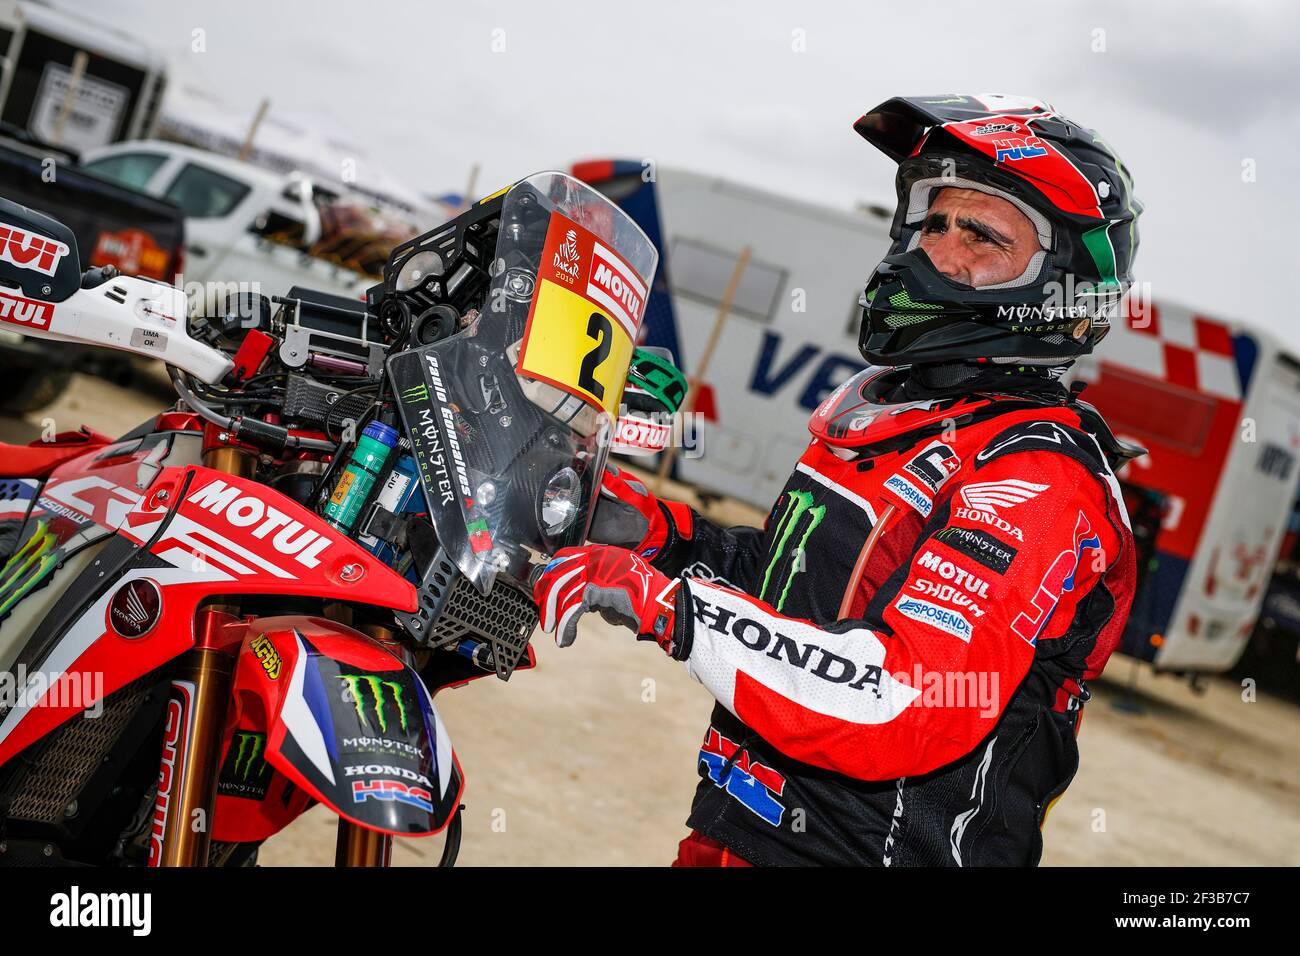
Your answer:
[923,232,968,283]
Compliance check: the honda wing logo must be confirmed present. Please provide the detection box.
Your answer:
[959,479,1049,514]
[108,578,161,638]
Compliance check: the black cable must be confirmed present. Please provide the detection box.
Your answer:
[438,805,463,867]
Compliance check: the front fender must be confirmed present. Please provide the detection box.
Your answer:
[216,615,462,842]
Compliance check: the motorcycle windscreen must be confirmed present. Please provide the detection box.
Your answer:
[271,630,462,835]
[390,172,658,593]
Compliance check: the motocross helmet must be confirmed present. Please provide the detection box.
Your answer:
[854,93,1142,367]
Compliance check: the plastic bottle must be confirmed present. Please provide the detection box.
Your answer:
[357,451,425,564]
[323,420,398,533]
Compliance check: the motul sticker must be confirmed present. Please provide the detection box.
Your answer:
[0,221,70,276]
[611,414,671,454]
[0,289,54,330]
[185,479,332,570]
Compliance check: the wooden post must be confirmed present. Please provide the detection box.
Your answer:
[238,98,270,162]
[655,245,752,495]
[51,51,89,148]
[463,163,480,208]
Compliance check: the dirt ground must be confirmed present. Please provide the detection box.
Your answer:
[7,372,1300,866]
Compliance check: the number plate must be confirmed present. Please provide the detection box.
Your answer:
[516,213,649,417]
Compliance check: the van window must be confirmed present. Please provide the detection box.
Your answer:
[163,163,251,219]
[669,238,786,323]
[83,152,167,191]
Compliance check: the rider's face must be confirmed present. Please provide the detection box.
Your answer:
[916,187,1041,288]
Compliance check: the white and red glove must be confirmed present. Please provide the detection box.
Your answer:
[532,545,686,656]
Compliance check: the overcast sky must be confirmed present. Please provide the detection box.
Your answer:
[71,0,1300,347]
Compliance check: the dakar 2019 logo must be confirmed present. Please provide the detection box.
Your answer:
[338,673,411,735]
[552,228,581,283]
[759,490,826,613]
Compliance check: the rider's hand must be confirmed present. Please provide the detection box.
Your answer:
[532,545,685,656]
[586,464,692,560]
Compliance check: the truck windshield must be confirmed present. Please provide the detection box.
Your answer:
[164,163,251,219]
[83,152,167,191]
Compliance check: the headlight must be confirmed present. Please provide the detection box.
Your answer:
[539,467,581,537]
[396,250,444,292]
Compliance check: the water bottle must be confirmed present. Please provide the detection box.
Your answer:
[323,421,398,533]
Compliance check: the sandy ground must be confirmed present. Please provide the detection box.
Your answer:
[6,372,1300,866]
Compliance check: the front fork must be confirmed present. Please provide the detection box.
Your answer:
[148,605,240,867]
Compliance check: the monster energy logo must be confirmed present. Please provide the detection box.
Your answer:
[218,730,270,799]
[231,731,266,781]
[401,382,429,404]
[338,674,410,734]
[759,491,825,612]
[0,519,58,617]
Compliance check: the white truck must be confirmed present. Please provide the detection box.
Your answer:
[0,0,167,152]
[575,159,1300,679]
[79,139,375,314]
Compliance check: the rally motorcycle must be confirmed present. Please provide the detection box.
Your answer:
[0,172,674,866]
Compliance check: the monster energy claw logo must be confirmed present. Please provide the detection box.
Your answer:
[759,490,825,612]
[219,730,270,799]
[401,382,429,404]
[338,674,410,734]
[231,731,266,781]
[0,519,58,617]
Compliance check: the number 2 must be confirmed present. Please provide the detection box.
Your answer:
[579,311,612,400]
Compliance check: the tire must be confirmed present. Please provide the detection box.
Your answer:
[0,366,72,415]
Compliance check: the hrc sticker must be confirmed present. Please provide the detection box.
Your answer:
[516,213,648,416]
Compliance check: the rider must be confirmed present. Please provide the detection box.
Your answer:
[533,94,1143,866]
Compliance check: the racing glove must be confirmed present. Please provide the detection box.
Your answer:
[586,464,694,563]
[532,545,687,657]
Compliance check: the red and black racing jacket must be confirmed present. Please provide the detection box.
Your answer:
[649,368,1137,866]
